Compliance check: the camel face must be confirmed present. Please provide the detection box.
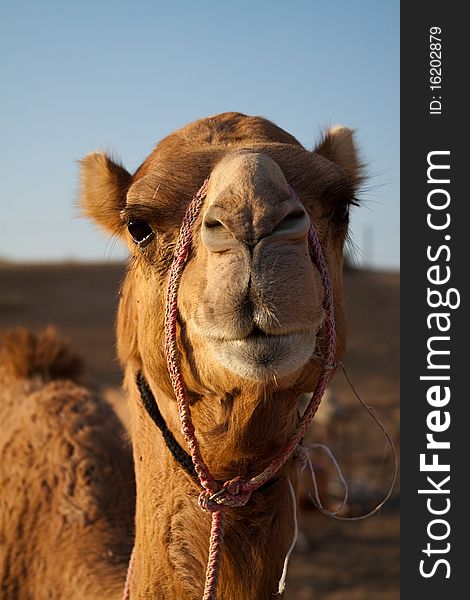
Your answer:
[80,112,361,395]
[179,150,322,382]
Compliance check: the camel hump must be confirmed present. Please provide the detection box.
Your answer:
[0,327,83,382]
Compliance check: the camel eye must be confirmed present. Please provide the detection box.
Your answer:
[333,200,350,222]
[127,220,155,246]
[331,198,358,224]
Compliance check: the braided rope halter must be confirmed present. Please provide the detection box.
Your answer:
[159,178,337,600]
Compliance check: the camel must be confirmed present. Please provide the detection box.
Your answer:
[0,327,135,599]
[0,112,362,599]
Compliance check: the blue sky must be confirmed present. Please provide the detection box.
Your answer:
[1,0,399,268]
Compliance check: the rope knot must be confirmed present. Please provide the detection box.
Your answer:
[198,477,254,512]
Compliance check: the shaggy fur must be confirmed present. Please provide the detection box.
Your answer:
[0,329,134,599]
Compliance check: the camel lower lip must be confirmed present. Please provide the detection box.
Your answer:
[207,331,317,380]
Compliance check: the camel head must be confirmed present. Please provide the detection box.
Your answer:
[80,113,362,401]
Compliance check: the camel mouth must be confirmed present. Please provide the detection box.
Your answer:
[205,329,317,381]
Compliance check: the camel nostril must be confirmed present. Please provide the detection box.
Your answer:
[204,218,225,230]
[202,211,239,253]
[271,209,310,240]
[274,211,306,232]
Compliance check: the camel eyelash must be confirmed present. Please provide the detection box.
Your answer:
[329,197,360,223]
[120,205,156,225]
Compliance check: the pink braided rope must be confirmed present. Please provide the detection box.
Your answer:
[163,178,219,495]
[202,511,225,600]
[122,545,135,600]
[161,180,337,599]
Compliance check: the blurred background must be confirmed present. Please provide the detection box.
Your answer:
[0,1,399,598]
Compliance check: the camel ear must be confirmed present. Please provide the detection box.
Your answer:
[315,126,362,185]
[80,152,132,235]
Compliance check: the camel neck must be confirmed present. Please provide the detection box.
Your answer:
[135,372,196,478]
[126,372,298,599]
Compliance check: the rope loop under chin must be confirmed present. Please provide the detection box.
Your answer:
[198,477,254,512]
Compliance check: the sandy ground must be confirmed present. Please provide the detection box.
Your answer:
[0,263,400,599]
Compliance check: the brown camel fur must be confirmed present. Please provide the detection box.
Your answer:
[0,327,135,599]
[0,112,362,599]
